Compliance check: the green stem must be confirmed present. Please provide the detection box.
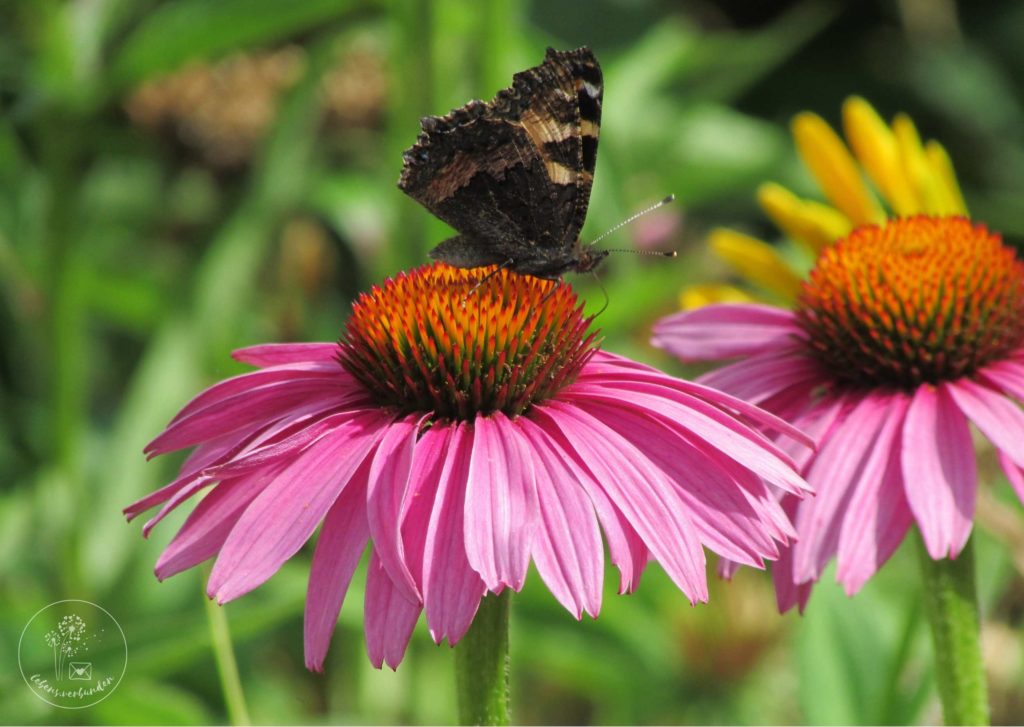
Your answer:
[203,577,252,726]
[917,534,989,725]
[455,590,510,725]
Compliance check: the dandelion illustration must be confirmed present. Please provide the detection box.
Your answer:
[44,614,86,680]
[128,262,810,720]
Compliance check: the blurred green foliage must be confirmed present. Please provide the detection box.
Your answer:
[2,0,1023,724]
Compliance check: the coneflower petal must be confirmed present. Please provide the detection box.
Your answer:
[651,302,801,361]
[524,414,648,595]
[149,380,358,456]
[364,553,422,671]
[901,385,976,559]
[836,407,912,593]
[209,412,389,603]
[399,425,452,591]
[698,349,823,406]
[537,402,708,603]
[794,395,900,583]
[166,362,349,428]
[233,343,341,367]
[304,468,370,672]
[463,413,538,592]
[423,423,486,645]
[576,399,779,567]
[520,420,603,619]
[997,450,1024,503]
[948,378,1024,471]
[366,415,423,604]
[155,471,275,580]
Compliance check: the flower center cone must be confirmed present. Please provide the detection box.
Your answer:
[339,263,599,420]
[797,215,1024,389]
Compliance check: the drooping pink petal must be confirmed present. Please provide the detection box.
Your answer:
[586,349,657,371]
[142,406,364,535]
[793,393,898,583]
[948,377,1024,470]
[127,468,215,525]
[164,362,350,429]
[526,410,648,594]
[579,352,816,451]
[578,400,781,567]
[148,380,363,457]
[518,418,603,619]
[208,410,391,603]
[651,303,802,361]
[423,423,486,644]
[682,428,797,546]
[179,430,255,479]
[775,562,812,615]
[697,351,824,407]
[364,553,422,670]
[761,389,848,472]
[155,471,276,580]
[366,415,423,604]
[717,558,740,580]
[400,425,452,590]
[979,358,1024,402]
[901,384,976,559]
[535,402,708,603]
[836,400,913,593]
[997,450,1024,503]
[768,496,812,613]
[233,343,342,367]
[127,429,256,519]
[563,382,810,496]
[463,413,538,592]
[303,462,371,672]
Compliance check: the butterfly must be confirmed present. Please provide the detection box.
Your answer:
[398,47,607,280]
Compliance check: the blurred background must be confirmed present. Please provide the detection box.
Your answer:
[2,0,1023,723]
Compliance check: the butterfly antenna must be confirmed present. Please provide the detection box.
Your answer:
[587,194,677,249]
[590,270,610,318]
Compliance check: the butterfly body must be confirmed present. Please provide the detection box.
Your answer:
[398,47,604,280]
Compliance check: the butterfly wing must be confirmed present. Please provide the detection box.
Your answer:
[398,47,603,262]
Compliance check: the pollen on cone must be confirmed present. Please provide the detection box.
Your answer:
[338,262,598,420]
[797,216,1024,389]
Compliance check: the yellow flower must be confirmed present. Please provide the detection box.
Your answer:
[686,97,968,307]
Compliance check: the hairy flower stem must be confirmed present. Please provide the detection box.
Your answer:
[455,590,510,725]
[917,534,989,725]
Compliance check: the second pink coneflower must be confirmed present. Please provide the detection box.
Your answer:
[654,215,1024,610]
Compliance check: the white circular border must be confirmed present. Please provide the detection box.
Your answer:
[18,599,128,710]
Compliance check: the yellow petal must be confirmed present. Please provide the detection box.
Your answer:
[893,114,949,216]
[792,112,885,226]
[679,283,754,310]
[757,182,852,255]
[924,140,968,216]
[709,228,804,303]
[842,96,920,215]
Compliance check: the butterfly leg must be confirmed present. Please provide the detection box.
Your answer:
[461,259,515,301]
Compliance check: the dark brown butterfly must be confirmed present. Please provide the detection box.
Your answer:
[398,47,614,280]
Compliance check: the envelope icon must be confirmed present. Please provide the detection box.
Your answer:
[69,662,92,680]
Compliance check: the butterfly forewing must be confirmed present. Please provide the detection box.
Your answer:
[397,47,603,278]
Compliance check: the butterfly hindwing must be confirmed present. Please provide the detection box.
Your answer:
[397,47,603,275]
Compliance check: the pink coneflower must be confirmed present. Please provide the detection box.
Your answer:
[653,215,1024,610]
[128,262,810,670]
